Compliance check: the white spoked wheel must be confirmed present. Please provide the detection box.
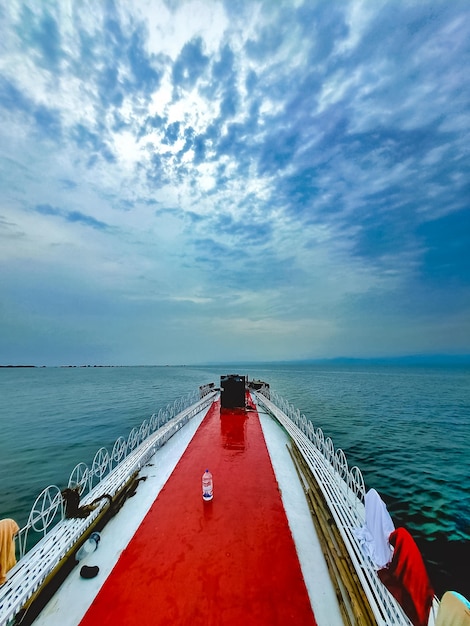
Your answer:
[127,427,139,450]
[112,436,127,465]
[349,465,366,501]
[325,437,335,464]
[139,420,149,441]
[149,412,158,432]
[92,447,110,481]
[68,462,89,493]
[334,448,349,480]
[315,427,325,449]
[28,485,63,533]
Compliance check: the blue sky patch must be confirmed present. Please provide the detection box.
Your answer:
[1,0,469,365]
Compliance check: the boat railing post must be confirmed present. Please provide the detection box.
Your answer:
[10,387,217,566]
[139,419,149,443]
[111,437,127,468]
[334,448,349,484]
[127,427,139,452]
[91,447,111,487]
[24,485,64,547]
[68,462,90,495]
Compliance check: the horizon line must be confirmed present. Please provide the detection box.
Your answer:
[2,354,470,368]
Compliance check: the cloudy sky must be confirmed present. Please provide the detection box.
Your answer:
[1,1,469,366]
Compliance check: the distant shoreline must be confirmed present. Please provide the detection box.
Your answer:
[1,355,470,368]
[0,364,122,368]
[0,365,39,368]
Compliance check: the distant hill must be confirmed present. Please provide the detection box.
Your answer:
[204,354,470,367]
[290,354,470,366]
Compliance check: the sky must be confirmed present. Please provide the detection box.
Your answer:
[0,0,469,366]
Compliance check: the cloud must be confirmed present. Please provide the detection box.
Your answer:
[34,204,110,231]
[18,5,63,71]
[0,0,469,364]
[172,37,210,91]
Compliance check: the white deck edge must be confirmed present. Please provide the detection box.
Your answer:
[257,403,344,626]
[31,404,210,626]
[32,397,344,626]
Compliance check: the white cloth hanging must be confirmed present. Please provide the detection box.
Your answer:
[354,488,395,569]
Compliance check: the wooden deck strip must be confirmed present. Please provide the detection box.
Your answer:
[79,397,317,626]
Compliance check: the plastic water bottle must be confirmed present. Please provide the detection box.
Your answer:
[202,469,213,501]
[76,532,101,561]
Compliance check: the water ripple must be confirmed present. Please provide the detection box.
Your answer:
[1,363,469,598]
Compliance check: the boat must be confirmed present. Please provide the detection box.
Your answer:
[0,375,468,625]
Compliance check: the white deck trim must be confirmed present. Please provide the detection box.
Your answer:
[258,405,344,626]
[32,399,346,626]
[31,404,210,626]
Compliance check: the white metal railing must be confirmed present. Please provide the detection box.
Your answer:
[0,387,217,626]
[15,386,214,557]
[253,386,414,626]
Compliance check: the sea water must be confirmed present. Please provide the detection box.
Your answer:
[0,363,469,598]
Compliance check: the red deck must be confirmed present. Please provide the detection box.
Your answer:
[79,396,317,625]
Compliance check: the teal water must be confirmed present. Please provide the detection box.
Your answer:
[1,363,469,598]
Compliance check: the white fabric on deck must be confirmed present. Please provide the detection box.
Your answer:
[354,487,395,569]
